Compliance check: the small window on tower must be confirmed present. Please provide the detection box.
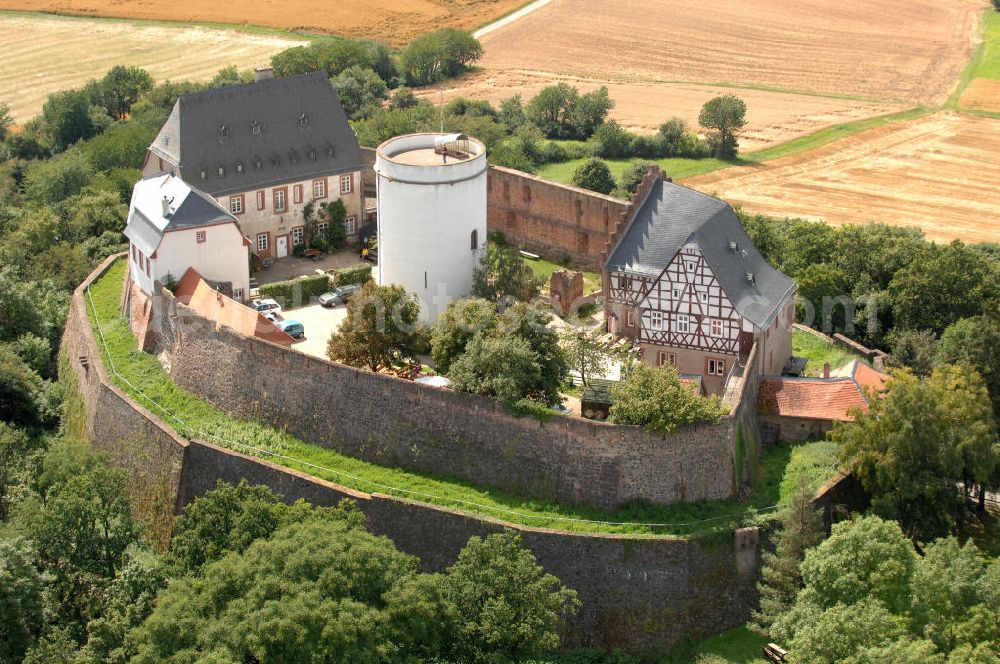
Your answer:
[218,124,229,138]
[196,231,206,243]
[471,229,478,250]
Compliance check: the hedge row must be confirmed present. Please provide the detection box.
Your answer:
[333,264,372,286]
[258,273,331,307]
[257,264,373,307]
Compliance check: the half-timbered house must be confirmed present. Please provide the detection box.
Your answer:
[604,176,796,395]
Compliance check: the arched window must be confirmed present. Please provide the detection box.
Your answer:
[470,229,479,250]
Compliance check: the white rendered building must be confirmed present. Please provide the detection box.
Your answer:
[125,173,251,301]
[374,133,488,321]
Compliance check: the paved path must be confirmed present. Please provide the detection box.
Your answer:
[473,0,554,39]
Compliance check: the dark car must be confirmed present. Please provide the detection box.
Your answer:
[318,284,361,307]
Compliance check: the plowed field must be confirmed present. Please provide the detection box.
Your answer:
[683,112,1000,244]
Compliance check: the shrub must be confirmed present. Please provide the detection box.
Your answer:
[571,157,615,194]
[617,161,657,195]
[608,363,728,433]
[258,273,331,307]
[591,120,634,159]
[333,263,373,286]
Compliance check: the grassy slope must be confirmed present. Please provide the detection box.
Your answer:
[791,329,863,377]
[688,626,769,664]
[972,11,1000,81]
[778,440,841,504]
[86,259,791,536]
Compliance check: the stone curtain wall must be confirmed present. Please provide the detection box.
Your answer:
[180,440,760,652]
[60,255,189,542]
[155,291,739,509]
[60,257,761,653]
[486,166,629,270]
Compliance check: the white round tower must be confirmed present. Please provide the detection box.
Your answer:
[374,133,488,321]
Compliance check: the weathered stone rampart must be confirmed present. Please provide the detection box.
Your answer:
[153,286,745,509]
[60,256,763,653]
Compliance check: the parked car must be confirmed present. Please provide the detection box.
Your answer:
[318,284,361,307]
[251,298,282,315]
[277,320,305,339]
[263,310,280,323]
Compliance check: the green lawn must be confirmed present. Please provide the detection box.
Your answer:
[85,258,788,537]
[664,626,769,663]
[524,254,602,293]
[537,156,732,191]
[791,329,863,377]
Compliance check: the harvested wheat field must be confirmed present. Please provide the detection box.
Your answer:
[427,70,904,150]
[475,0,982,105]
[959,78,1000,113]
[0,13,306,121]
[0,0,527,45]
[683,112,1000,245]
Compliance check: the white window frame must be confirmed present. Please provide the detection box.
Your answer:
[313,178,327,199]
[317,221,329,235]
[700,291,709,304]
[649,311,663,331]
[626,309,636,327]
[291,226,304,246]
[232,288,244,302]
[274,189,286,213]
[676,314,690,333]
[340,174,352,194]
[229,195,243,215]
[708,358,726,376]
[257,233,268,252]
[344,216,356,235]
[685,260,695,273]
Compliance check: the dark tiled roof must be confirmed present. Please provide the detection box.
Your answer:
[605,179,796,328]
[149,73,363,197]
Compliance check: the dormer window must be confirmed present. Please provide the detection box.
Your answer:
[250,120,261,135]
[218,124,229,139]
[325,143,335,157]
[217,165,225,177]
[199,169,206,180]
[236,162,244,173]
[308,147,317,160]
[270,154,280,166]
[299,113,309,125]
[254,156,263,170]
[289,150,299,164]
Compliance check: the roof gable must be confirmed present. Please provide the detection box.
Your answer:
[606,179,796,327]
[125,173,236,254]
[149,73,363,196]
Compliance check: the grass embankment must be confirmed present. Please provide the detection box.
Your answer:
[87,259,790,537]
[778,440,841,504]
[791,329,864,378]
[679,626,769,664]
[537,106,932,191]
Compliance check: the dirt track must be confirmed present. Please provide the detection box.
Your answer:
[0,0,527,45]
[0,13,303,121]
[425,70,903,150]
[683,112,1000,245]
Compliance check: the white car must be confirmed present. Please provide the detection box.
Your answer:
[251,298,282,315]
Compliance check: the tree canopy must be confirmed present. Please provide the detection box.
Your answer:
[608,364,728,433]
[326,281,423,372]
[698,95,747,159]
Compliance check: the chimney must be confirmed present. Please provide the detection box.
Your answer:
[822,362,831,379]
[161,196,171,218]
[254,67,274,82]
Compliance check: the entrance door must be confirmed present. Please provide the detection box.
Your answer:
[276,235,288,259]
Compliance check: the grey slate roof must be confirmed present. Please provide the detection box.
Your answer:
[148,72,363,197]
[605,179,796,328]
[125,173,237,255]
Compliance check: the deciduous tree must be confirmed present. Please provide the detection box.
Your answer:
[698,94,747,159]
[430,298,497,373]
[571,157,615,195]
[327,281,422,371]
[471,241,541,304]
[608,363,728,433]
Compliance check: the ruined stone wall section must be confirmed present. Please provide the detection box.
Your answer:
[155,290,738,509]
[486,166,630,270]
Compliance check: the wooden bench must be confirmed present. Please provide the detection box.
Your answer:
[762,643,787,662]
